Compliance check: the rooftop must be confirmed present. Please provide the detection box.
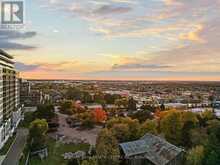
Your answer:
[0,49,13,59]
[119,133,184,165]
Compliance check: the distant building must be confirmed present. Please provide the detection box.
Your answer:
[83,104,103,111]
[165,103,187,109]
[213,101,220,109]
[189,108,212,114]
[20,80,49,106]
[213,101,220,118]
[75,100,82,109]
[119,133,184,165]
[0,49,22,149]
[20,79,31,105]
[106,104,117,109]
[104,90,130,97]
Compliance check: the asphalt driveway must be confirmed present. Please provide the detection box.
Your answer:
[2,128,28,165]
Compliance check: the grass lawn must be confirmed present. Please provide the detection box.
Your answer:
[0,134,16,155]
[29,138,90,165]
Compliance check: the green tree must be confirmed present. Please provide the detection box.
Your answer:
[160,111,183,145]
[106,117,140,141]
[68,159,79,165]
[29,119,48,151]
[140,119,158,136]
[81,158,97,165]
[35,104,55,121]
[203,126,220,165]
[200,110,215,126]
[186,145,204,165]
[207,119,220,135]
[78,112,95,129]
[129,110,153,123]
[160,103,165,111]
[104,94,121,105]
[182,111,198,126]
[60,100,74,115]
[127,97,137,111]
[110,124,130,142]
[205,151,220,165]
[82,91,93,103]
[114,98,128,109]
[94,92,105,103]
[96,129,120,165]
[189,128,208,147]
[66,87,82,100]
[140,104,157,113]
[181,112,199,147]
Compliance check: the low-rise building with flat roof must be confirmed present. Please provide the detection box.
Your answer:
[119,133,184,165]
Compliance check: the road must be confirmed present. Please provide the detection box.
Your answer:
[2,128,28,165]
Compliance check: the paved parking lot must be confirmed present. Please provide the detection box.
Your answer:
[56,113,101,145]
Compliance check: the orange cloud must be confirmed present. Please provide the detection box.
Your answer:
[163,0,176,5]
[163,0,183,6]
[179,25,205,43]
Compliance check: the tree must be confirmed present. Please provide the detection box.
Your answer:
[189,128,208,147]
[96,129,120,165]
[108,107,120,117]
[157,109,177,120]
[110,124,130,142]
[78,112,95,129]
[205,151,220,165]
[60,100,74,115]
[104,94,121,105]
[92,108,107,123]
[140,119,158,136]
[203,125,220,165]
[106,117,140,141]
[114,98,128,109]
[127,97,137,111]
[94,92,105,104]
[160,103,165,111]
[140,104,157,113]
[160,111,183,145]
[66,87,82,100]
[129,110,153,123]
[35,104,55,121]
[29,119,48,151]
[68,159,79,165]
[75,106,87,114]
[181,111,198,126]
[21,111,35,128]
[181,112,199,147]
[186,145,204,165]
[81,158,97,165]
[207,119,220,135]
[200,110,215,126]
[82,91,93,103]
[208,95,215,102]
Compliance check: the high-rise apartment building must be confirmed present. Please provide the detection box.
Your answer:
[0,49,22,149]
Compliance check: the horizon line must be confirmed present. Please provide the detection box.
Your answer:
[23,78,220,82]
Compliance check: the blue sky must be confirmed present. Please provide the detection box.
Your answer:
[1,0,220,80]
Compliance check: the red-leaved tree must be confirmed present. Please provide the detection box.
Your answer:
[92,108,107,123]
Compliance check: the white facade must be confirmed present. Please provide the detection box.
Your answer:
[0,50,22,149]
[0,68,3,125]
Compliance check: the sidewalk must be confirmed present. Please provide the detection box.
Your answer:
[2,129,28,165]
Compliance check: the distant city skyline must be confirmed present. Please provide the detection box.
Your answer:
[1,0,220,81]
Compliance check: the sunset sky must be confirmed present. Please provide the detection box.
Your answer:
[1,0,220,80]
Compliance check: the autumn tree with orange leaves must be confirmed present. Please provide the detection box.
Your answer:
[92,108,107,123]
